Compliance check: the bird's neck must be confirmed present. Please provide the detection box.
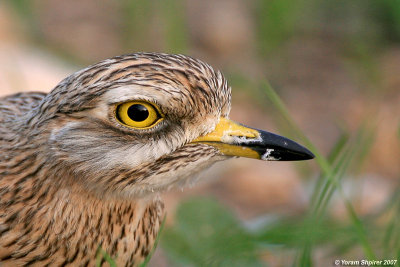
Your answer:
[48,185,163,232]
[1,174,164,265]
[1,131,165,261]
[45,186,165,264]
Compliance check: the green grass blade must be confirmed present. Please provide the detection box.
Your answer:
[139,216,166,267]
[260,81,331,175]
[327,132,350,164]
[309,132,349,209]
[260,81,377,262]
[383,188,400,258]
[96,247,117,267]
[161,198,264,266]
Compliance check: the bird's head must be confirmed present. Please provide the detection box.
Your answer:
[29,53,313,198]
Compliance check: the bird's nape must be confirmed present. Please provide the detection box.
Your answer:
[0,52,313,267]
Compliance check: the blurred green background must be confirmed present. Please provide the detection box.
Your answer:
[1,0,399,266]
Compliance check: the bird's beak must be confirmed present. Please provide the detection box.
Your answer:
[192,117,314,161]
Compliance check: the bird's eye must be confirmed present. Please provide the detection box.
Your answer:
[116,101,162,129]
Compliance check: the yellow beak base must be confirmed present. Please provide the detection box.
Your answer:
[192,117,261,159]
[191,117,314,161]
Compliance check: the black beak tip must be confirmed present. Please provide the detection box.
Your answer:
[272,146,315,161]
[298,147,315,160]
[277,140,315,161]
[258,131,315,161]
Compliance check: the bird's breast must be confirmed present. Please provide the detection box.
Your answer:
[0,186,165,267]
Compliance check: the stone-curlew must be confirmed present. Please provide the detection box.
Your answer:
[0,53,313,266]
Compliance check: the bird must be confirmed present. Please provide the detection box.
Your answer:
[0,52,314,266]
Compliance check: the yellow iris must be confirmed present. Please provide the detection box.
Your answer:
[116,101,162,129]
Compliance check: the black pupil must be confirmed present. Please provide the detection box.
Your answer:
[127,104,149,122]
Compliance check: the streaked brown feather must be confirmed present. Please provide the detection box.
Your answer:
[0,53,230,266]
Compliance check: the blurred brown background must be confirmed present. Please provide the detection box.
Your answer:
[1,0,399,266]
